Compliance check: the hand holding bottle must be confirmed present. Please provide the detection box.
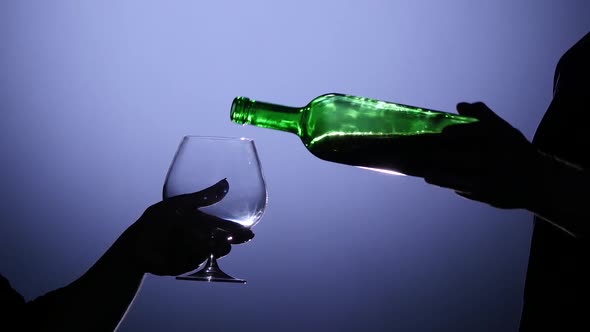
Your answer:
[422,102,544,209]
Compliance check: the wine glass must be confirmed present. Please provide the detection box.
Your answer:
[163,136,267,283]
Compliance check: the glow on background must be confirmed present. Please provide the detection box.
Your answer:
[0,1,588,331]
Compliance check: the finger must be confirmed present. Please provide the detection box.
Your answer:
[454,190,495,206]
[195,211,255,238]
[456,102,491,119]
[455,191,513,209]
[228,229,255,245]
[168,178,230,210]
[211,240,232,259]
[169,252,207,276]
[424,173,483,193]
[165,257,201,276]
[428,144,495,173]
[441,121,490,138]
[211,226,255,245]
[149,237,207,276]
[170,224,210,274]
[456,102,508,125]
[176,212,254,251]
[455,190,481,200]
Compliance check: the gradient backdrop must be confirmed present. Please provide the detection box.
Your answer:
[1,1,589,331]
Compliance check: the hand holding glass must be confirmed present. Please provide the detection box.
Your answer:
[163,136,267,283]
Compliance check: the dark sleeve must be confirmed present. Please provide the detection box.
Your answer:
[1,273,26,324]
[533,31,590,167]
[2,274,72,330]
[553,31,590,98]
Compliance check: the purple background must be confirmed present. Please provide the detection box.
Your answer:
[1,1,588,331]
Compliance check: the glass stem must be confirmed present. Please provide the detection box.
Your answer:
[204,254,219,273]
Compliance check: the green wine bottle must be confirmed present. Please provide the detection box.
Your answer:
[230,93,477,176]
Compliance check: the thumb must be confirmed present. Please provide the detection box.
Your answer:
[166,178,230,211]
[456,102,504,124]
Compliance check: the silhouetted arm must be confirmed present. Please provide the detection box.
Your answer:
[24,235,145,331]
[20,180,254,331]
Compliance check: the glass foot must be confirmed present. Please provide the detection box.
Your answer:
[175,255,246,284]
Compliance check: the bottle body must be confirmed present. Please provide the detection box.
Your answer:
[231,93,477,176]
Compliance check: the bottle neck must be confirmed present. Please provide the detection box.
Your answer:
[230,97,303,136]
